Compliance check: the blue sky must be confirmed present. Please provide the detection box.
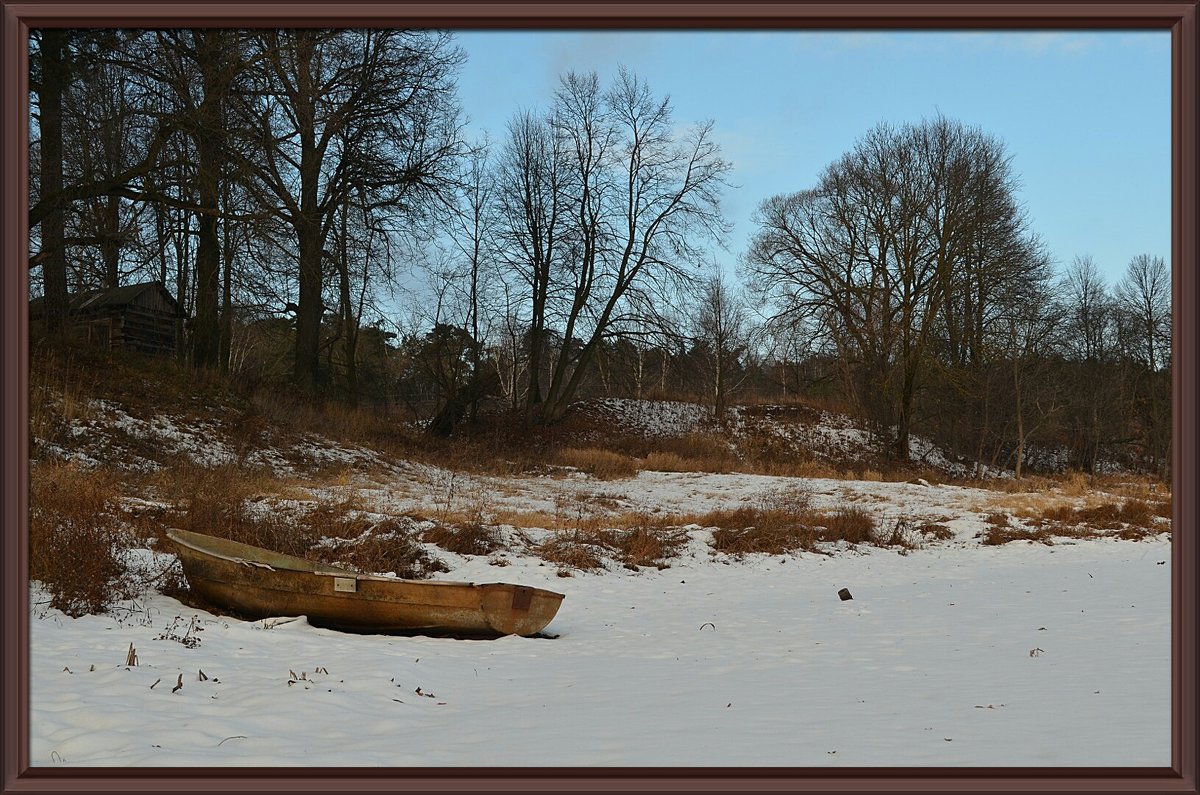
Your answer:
[451,30,1170,286]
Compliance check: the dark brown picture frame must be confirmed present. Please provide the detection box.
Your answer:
[2,2,1196,792]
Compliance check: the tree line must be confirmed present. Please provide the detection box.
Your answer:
[28,29,1170,477]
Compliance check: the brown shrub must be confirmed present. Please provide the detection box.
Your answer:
[733,428,798,471]
[642,451,690,472]
[750,459,840,478]
[816,507,876,544]
[1033,499,1161,537]
[29,462,135,616]
[177,481,315,558]
[711,525,816,556]
[592,520,689,569]
[1058,471,1092,497]
[310,519,448,579]
[422,521,501,556]
[1115,526,1153,541]
[655,433,738,471]
[555,448,640,480]
[916,522,954,541]
[964,474,1057,494]
[1073,502,1125,529]
[1118,499,1154,528]
[29,348,97,451]
[699,492,892,555]
[300,505,374,540]
[982,525,1054,546]
[701,494,819,555]
[535,532,606,570]
[985,512,1013,529]
[1152,496,1172,519]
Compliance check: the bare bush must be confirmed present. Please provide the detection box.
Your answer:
[554,448,640,480]
[29,461,135,616]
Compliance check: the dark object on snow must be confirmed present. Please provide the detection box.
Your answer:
[166,528,564,638]
[29,280,183,355]
[838,588,854,601]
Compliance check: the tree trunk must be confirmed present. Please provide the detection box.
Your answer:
[294,218,324,389]
[38,29,69,335]
[290,32,325,393]
[191,172,220,368]
[219,181,234,372]
[101,195,120,288]
[426,372,501,438]
[190,30,228,370]
[1013,356,1025,480]
[336,200,359,408]
[174,207,191,363]
[526,320,544,415]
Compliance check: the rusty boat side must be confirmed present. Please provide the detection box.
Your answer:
[165,528,564,637]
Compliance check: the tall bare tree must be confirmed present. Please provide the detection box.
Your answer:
[237,29,463,391]
[495,109,568,416]
[746,117,1041,461]
[1116,253,1171,475]
[694,270,750,421]
[497,68,730,425]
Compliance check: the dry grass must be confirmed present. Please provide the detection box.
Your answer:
[642,451,692,472]
[980,496,1168,546]
[754,459,842,479]
[961,474,1057,494]
[984,512,1013,529]
[654,432,738,470]
[1033,498,1163,534]
[816,507,877,544]
[915,521,954,541]
[554,448,640,480]
[695,493,904,556]
[309,519,449,578]
[421,521,501,556]
[29,348,98,451]
[136,458,449,584]
[981,525,1057,546]
[528,513,690,572]
[490,508,573,531]
[534,532,607,574]
[29,461,136,616]
[607,525,688,569]
[1058,471,1092,497]
[709,522,818,556]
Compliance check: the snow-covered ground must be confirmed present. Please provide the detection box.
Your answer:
[28,394,1172,767]
[30,533,1170,768]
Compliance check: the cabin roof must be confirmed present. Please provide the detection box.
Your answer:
[29,281,182,319]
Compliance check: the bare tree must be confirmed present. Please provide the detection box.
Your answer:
[496,68,731,425]
[29,30,173,328]
[746,117,1040,461]
[1058,255,1120,474]
[495,109,568,416]
[998,285,1061,479]
[443,140,499,423]
[236,29,463,391]
[693,270,750,421]
[1116,253,1171,476]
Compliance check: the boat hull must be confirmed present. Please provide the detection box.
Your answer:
[166,529,564,637]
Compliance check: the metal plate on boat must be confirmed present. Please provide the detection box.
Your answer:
[333,577,357,593]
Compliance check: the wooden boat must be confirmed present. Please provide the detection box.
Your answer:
[165,528,565,638]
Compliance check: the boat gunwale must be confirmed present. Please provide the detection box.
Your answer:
[165,528,566,599]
